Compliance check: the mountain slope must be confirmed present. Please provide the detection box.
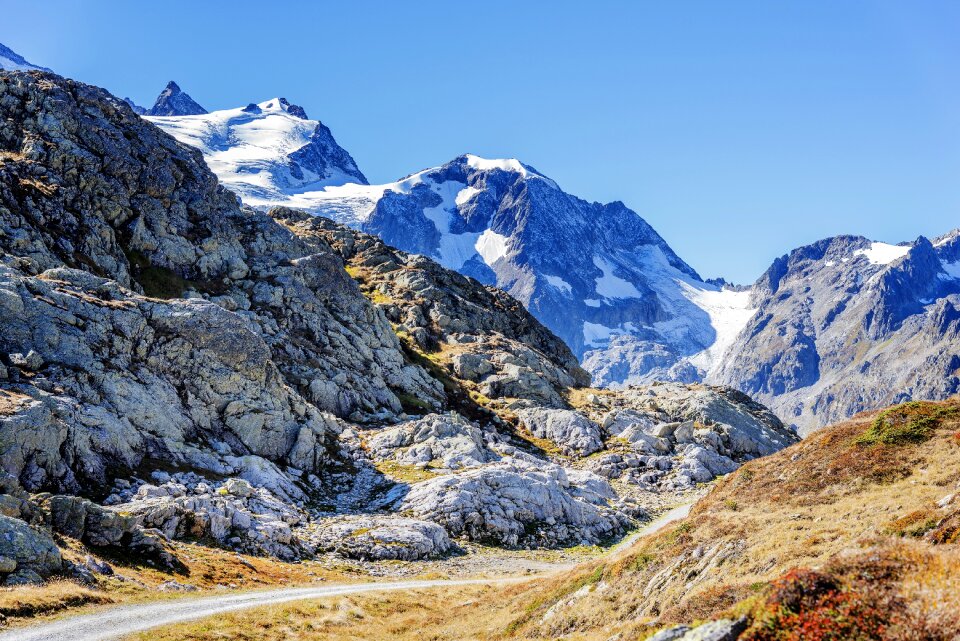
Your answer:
[0,71,798,584]
[143,86,960,435]
[153,148,751,386]
[0,43,50,72]
[146,81,207,116]
[495,397,960,640]
[711,234,960,434]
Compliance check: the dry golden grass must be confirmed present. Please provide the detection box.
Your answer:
[0,581,113,621]
[495,397,960,639]
[124,584,528,641]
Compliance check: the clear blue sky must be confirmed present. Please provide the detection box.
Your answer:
[4,0,959,282]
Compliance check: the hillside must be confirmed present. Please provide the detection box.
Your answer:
[505,397,960,640]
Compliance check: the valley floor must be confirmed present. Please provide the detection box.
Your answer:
[0,501,698,640]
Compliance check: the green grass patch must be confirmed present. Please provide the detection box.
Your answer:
[857,401,958,446]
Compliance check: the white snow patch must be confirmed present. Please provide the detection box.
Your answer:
[941,260,960,280]
[584,299,602,308]
[854,242,910,266]
[455,186,481,207]
[465,155,530,177]
[593,256,642,299]
[544,275,573,295]
[475,229,510,267]
[583,322,619,346]
[683,285,756,374]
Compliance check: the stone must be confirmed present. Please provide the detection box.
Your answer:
[158,580,198,592]
[224,478,254,498]
[0,515,61,578]
[4,568,44,586]
[518,408,603,456]
[366,413,498,470]
[84,555,113,575]
[309,515,452,561]
[678,618,748,641]
[0,555,16,573]
[396,457,626,547]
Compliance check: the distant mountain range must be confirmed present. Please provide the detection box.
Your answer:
[4,42,956,434]
[142,86,960,434]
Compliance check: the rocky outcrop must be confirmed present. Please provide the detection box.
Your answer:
[307,515,452,561]
[107,476,309,560]
[365,413,500,470]
[395,457,626,547]
[580,384,797,489]
[0,70,442,495]
[279,210,589,409]
[518,408,603,456]
[0,514,61,585]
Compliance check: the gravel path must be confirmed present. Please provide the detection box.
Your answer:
[4,500,695,641]
[0,578,521,641]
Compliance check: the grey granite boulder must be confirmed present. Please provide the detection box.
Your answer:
[365,412,499,470]
[0,514,61,582]
[308,515,452,561]
[518,408,603,456]
[396,457,626,547]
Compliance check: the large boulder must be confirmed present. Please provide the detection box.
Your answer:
[0,514,61,584]
[365,412,499,470]
[518,408,603,456]
[396,457,626,547]
[308,515,452,561]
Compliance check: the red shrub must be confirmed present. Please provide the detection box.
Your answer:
[743,568,889,641]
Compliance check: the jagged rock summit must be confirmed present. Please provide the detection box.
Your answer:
[147,80,207,116]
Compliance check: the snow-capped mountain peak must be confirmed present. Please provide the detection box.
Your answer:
[147,97,368,203]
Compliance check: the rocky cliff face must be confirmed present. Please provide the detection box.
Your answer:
[0,70,441,496]
[146,80,207,116]
[711,235,960,434]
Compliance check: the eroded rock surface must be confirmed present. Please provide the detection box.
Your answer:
[307,515,452,561]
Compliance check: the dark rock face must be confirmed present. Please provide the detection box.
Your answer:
[147,80,207,116]
[711,234,960,434]
[286,120,368,185]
